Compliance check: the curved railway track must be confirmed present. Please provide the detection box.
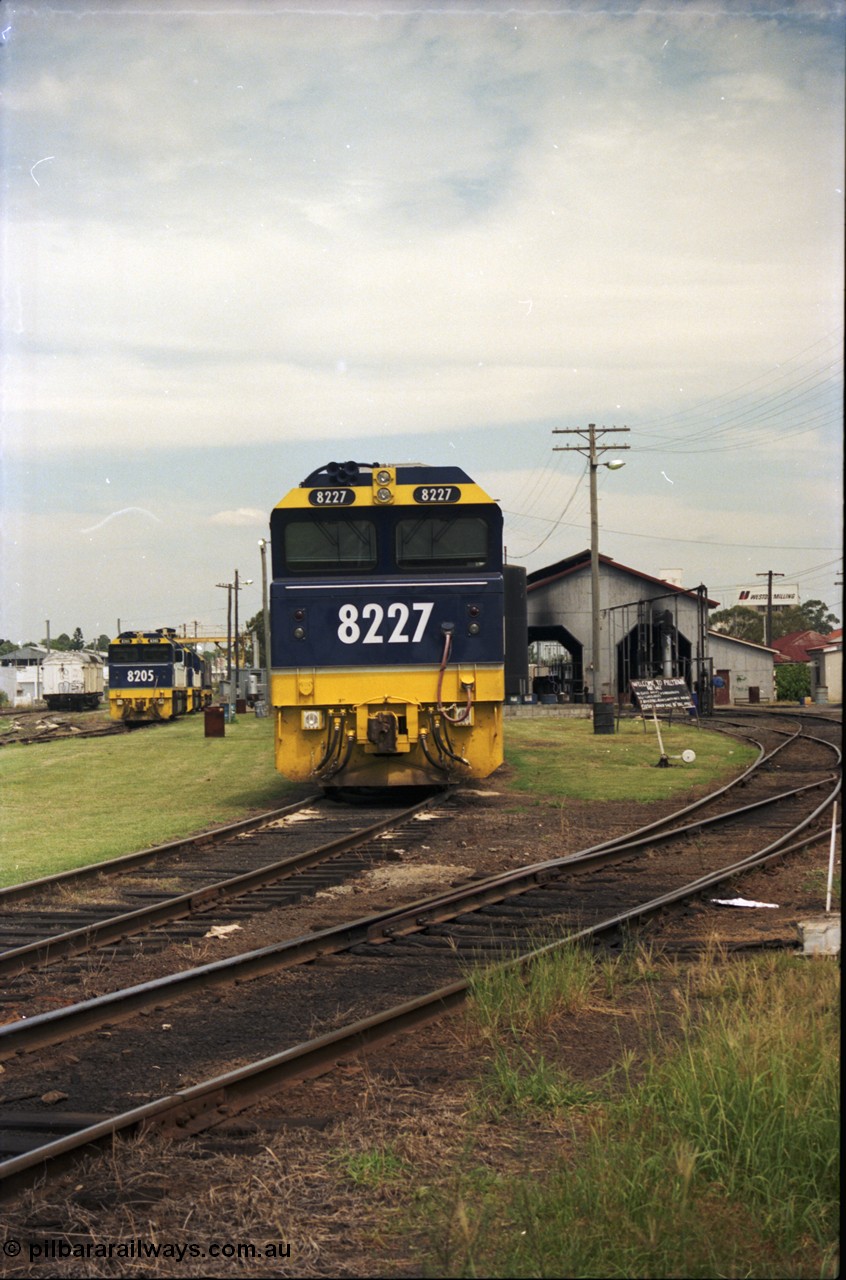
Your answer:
[0,711,839,1196]
[0,711,832,982]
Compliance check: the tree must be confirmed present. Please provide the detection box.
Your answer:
[709,606,764,644]
[96,634,112,652]
[771,600,839,639]
[0,640,17,656]
[70,627,85,651]
[44,633,72,651]
[775,663,811,702]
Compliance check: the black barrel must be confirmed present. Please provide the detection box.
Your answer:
[593,703,615,734]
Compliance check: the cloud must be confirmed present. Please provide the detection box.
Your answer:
[209,508,267,526]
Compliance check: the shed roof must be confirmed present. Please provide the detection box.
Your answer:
[0,646,48,664]
[707,630,777,655]
[526,549,718,607]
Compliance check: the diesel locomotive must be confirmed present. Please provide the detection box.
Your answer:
[108,628,212,722]
[269,461,505,787]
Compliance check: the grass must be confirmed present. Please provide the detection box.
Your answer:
[0,714,304,887]
[466,939,598,1039]
[505,716,757,803]
[427,949,841,1279]
[1,711,756,890]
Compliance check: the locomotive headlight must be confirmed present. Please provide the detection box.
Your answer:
[293,626,306,640]
[376,486,393,503]
[468,622,481,636]
[376,469,392,485]
[301,709,325,730]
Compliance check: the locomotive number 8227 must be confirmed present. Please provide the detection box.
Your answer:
[269,461,505,788]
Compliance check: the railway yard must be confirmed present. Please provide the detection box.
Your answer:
[0,706,840,1277]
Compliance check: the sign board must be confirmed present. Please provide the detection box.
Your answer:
[734,584,799,609]
[630,677,694,711]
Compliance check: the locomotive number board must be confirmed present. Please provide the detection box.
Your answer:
[412,485,461,504]
[630,677,694,710]
[308,488,356,506]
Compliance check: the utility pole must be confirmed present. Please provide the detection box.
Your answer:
[756,570,784,647]
[216,581,233,704]
[553,424,629,719]
[258,539,272,711]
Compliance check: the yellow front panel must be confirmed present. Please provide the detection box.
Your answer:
[270,663,504,784]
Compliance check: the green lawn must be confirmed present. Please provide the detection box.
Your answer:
[0,712,757,888]
[0,715,305,887]
[504,714,758,803]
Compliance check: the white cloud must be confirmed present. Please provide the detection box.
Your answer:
[209,508,267,526]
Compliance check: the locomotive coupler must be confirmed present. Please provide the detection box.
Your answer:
[367,710,399,753]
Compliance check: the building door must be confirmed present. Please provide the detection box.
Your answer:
[715,669,731,705]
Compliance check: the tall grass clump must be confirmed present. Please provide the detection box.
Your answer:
[464,941,601,1124]
[437,955,839,1278]
[465,939,598,1040]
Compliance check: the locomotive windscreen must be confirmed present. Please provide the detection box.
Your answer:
[283,518,377,572]
[109,643,174,664]
[395,515,490,569]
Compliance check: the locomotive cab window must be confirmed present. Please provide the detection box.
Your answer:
[109,644,173,664]
[282,516,377,573]
[395,515,490,570]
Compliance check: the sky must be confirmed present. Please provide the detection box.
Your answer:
[1,0,843,647]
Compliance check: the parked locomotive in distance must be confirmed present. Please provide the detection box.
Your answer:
[108,628,212,722]
[42,650,105,711]
[269,460,505,787]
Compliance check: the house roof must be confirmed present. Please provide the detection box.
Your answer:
[526,550,718,607]
[0,645,48,664]
[769,631,831,663]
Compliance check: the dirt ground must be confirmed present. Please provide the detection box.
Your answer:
[0,771,840,1278]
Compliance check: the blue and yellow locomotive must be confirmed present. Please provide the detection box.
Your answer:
[269,461,505,787]
[108,628,212,722]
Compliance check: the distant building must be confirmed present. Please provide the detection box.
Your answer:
[706,633,777,705]
[772,630,842,705]
[0,646,48,706]
[770,631,832,664]
[734,584,800,611]
[524,550,781,708]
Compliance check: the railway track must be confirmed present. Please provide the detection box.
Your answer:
[0,713,839,1196]
[0,709,150,748]
[0,793,445,981]
[0,712,829,983]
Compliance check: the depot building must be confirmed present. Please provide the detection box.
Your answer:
[524,550,776,706]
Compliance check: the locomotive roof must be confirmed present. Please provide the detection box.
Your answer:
[299,461,476,487]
